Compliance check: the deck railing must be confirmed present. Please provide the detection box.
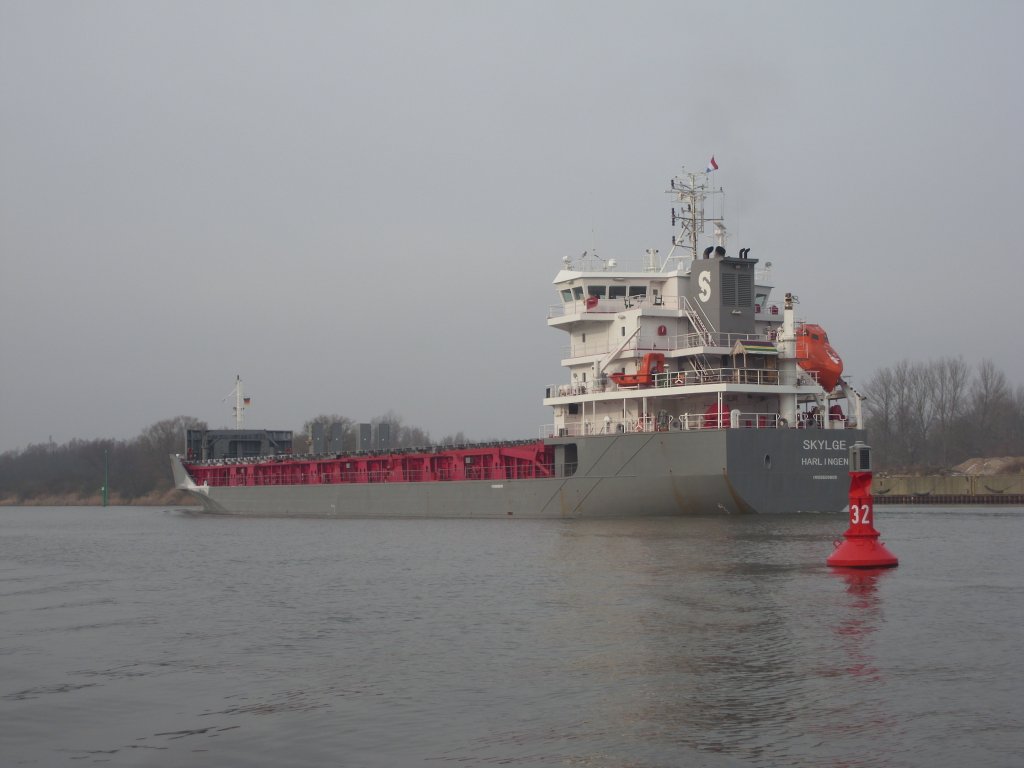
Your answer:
[564,331,776,359]
[187,460,588,488]
[542,411,788,437]
[546,366,808,399]
[550,297,785,321]
[549,294,675,318]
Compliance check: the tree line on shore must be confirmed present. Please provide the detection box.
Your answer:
[865,358,1024,471]
[294,412,466,455]
[2,359,1021,503]
[0,416,206,505]
[0,412,467,505]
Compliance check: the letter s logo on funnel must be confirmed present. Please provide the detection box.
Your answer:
[698,270,712,303]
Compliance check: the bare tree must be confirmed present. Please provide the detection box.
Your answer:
[903,361,937,467]
[371,411,431,448]
[302,414,357,453]
[141,415,207,455]
[931,357,971,466]
[968,360,1014,455]
[865,357,1020,471]
[1011,385,1024,456]
[889,360,917,467]
[865,366,899,466]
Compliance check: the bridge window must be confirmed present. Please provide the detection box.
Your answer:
[573,286,584,300]
[561,289,572,302]
[628,286,647,297]
[608,285,626,299]
[587,286,607,298]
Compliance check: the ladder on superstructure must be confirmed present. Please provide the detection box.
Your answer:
[680,297,716,381]
[689,355,713,381]
[681,296,716,347]
[599,327,641,375]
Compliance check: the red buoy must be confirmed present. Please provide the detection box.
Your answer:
[827,443,898,569]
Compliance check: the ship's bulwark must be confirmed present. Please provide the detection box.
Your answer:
[172,427,863,518]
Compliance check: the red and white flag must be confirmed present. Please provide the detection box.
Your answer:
[706,156,719,172]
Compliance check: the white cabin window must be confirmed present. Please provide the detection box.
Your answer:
[608,285,627,299]
[561,289,572,302]
[587,286,607,298]
[572,286,584,300]
[628,286,647,297]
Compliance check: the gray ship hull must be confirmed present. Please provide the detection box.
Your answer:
[172,427,863,518]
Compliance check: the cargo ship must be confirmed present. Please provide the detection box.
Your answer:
[171,165,866,517]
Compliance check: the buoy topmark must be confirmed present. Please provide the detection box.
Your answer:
[827,442,898,569]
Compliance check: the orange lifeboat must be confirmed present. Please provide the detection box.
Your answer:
[795,324,843,391]
[609,353,665,388]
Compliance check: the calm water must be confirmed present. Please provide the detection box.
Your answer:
[1,506,1022,767]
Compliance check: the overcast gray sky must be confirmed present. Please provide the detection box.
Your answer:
[2,1,1022,453]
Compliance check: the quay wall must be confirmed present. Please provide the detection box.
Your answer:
[872,473,1024,505]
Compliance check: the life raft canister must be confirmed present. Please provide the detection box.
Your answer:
[657,325,667,336]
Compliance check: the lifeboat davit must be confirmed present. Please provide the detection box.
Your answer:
[795,323,843,391]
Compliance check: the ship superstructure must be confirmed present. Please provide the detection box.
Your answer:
[544,169,862,441]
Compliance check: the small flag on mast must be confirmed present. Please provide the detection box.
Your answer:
[706,156,719,172]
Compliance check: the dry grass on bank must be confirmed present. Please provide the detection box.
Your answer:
[0,489,195,507]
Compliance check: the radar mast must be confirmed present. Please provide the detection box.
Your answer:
[664,169,724,270]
